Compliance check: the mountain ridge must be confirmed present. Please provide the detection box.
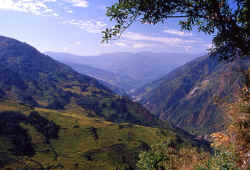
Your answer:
[46,51,200,93]
[0,35,158,126]
[133,55,250,135]
[0,35,211,169]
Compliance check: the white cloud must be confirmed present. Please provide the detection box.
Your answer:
[66,10,73,13]
[124,32,180,44]
[107,40,155,49]
[123,32,197,45]
[63,47,69,52]
[0,0,89,18]
[44,0,57,2]
[132,42,154,49]
[0,0,25,12]
[0,0,57,16]
[63,0,88,8]
[184,46,192,52]
[100,43,111,47]
[75,41,81,45]
[164,29,193,36]
[114,42,127,47]
[64,19,107,34]
[53,12,59,17]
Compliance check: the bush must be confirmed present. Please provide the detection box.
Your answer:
[195,147,240,170]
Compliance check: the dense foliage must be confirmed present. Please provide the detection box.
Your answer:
[136,140,210,170]
[195,148,240,170]
[103,0,249,60]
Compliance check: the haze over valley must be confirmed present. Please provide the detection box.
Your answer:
[46,51,201,94]
[0,0,249,169]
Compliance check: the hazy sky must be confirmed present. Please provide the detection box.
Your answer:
[0,0,214,55]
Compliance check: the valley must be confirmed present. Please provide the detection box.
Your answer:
[0,35,248,169]
[0,36,211,169]
[46,51,199,94]
[132,55,250,135]
[0,0,249,169]
[47,51,249,136]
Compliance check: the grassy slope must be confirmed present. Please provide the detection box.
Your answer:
[0,102,185,170]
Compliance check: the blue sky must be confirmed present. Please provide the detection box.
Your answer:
[0,0,214,55]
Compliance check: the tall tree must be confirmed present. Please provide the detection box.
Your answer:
[103,0,249,60]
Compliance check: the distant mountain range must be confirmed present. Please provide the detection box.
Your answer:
[45,51,250,136]
[0,36,209,169]
[47,51,249,135]
[46,51,200,93]
[0,36,157,126]
[132,55,250,135]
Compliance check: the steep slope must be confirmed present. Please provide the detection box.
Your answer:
[46,51,199,93]
[133,55,250,135]
[0,35,157,126]
[0,36,211,169]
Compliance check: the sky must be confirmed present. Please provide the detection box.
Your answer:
[0,0,214,56]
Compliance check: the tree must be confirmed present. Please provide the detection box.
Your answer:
[102,0,249,60]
